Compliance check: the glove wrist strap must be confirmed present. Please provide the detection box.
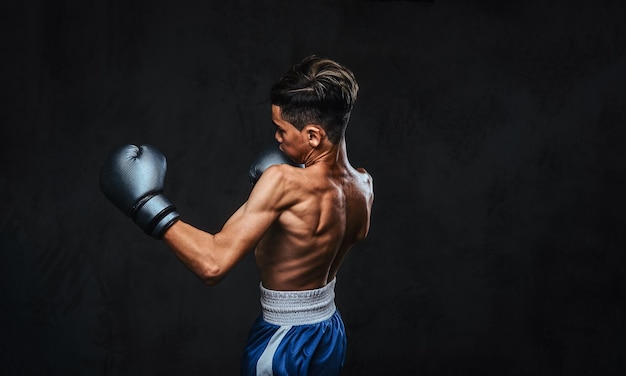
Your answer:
[133,193,180,239]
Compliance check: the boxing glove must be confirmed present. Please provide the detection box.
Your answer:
[248,146,304,185]
[99,144,179,239]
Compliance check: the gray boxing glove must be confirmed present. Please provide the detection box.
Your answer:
[99,144,179,239]
[248,146,304,185]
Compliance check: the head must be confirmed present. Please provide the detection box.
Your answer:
[269,55,359,145]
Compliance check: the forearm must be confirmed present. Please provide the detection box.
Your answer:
[162,220,224,285]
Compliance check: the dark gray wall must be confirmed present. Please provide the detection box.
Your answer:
[2,0,625,374]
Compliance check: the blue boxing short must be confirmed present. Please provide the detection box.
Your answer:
[241,278,346,376]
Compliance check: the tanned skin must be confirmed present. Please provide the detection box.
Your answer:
[163,105,373,291]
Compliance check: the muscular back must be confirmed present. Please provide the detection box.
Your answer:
[255,159,373,291]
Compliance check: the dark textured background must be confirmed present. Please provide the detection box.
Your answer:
[2,0,625,374]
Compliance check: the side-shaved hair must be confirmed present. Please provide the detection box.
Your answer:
[270,56,359,144]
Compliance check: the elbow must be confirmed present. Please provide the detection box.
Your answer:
[199,263,227,286]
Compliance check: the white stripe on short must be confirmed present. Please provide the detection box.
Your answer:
[256,325,292,376]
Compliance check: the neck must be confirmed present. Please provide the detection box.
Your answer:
[303,138,349,168]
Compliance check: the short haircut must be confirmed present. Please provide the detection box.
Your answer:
[270,56,359,144]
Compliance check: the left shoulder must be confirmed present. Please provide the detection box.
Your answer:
[248,164,306,210]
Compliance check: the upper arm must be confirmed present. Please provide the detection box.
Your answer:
[212,165,292,267]
[162,166,296,284]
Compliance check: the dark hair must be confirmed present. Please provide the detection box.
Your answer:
[270,55,359,144]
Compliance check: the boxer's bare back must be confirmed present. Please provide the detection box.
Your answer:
[163,105,373,291]
[254,107,373,291]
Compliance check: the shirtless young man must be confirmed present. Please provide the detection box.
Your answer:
[100,56,374,375]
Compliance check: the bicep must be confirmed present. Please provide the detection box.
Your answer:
[214,201,276,254]
[213,167,288,265]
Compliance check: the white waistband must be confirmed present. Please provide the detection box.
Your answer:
[260,279,337,326]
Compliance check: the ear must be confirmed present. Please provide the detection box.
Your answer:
[304,125,325,148]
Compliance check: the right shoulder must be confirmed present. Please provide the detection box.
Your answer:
[353,167,374,209]
[358,166,372,177]
[355,167,373,190]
